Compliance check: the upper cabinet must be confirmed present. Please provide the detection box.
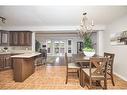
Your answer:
[9,31,32,46]
[9,31,19,46]
[0,30,9,46]
[0,30,32,46]
[25,31,32,46]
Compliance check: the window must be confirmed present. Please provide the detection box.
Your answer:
[68,40,71,45]
[67,39,72,54]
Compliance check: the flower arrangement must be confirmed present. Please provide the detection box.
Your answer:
[78,12,95,56]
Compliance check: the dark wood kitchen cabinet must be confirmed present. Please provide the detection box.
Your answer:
[18,31,32,46]
[9,31,19,46]
[0,54,12,71]
[0,30,9,46]
[25,31,32,45]
[9,31,32,46]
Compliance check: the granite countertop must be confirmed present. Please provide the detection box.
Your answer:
[11,52,41,58]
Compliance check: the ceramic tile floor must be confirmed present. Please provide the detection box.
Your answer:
[0,66,127,89]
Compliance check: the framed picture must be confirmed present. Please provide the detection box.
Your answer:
[110,31,127,45]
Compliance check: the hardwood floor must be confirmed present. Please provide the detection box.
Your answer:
[46,56,71,66]
[0,56,127,89]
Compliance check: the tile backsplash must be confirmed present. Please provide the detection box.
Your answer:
[0,46,32,51]
[11,46,32,50]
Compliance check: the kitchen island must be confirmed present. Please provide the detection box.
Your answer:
[11,52,41,82]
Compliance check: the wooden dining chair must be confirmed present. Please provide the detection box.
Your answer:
[81,57,109,89]
[104,52,115,86]
[65,53,80,84]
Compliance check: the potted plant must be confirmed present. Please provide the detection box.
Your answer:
[35,40,41,52]
[83,34,95,57]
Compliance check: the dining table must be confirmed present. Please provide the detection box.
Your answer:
[72,53,102,87]
[72,53,91,62]
[72,53,102,66]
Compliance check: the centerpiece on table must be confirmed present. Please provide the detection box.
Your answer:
[78,12,95,57]
[83,35,95,57]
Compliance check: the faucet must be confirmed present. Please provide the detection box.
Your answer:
[25,48,28,50]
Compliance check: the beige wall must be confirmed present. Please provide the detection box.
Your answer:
[103,15,127,81]
[97,31,104,56]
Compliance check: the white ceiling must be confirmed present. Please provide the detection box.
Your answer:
[0,6,127,27]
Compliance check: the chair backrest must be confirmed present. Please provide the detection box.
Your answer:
[40,49,47,58]
[89,57,109,78]
[104,52,115,73]
[65,53,68,69]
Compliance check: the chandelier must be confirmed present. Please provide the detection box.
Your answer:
[0,16,6,23]
[78,12,94,39]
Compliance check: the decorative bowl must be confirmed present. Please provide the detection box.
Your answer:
[83,51,95,57]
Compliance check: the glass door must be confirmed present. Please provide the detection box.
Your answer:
[59,41,65,56]
[54,41,60,56]
[53,40,65,56]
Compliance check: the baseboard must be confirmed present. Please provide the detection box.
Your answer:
[114,72,127,81]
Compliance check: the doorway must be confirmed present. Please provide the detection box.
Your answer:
[53,40,66,56]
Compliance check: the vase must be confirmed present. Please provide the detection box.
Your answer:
[83,51,95,57]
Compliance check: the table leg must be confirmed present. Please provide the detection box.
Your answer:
[79,68,84,87]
